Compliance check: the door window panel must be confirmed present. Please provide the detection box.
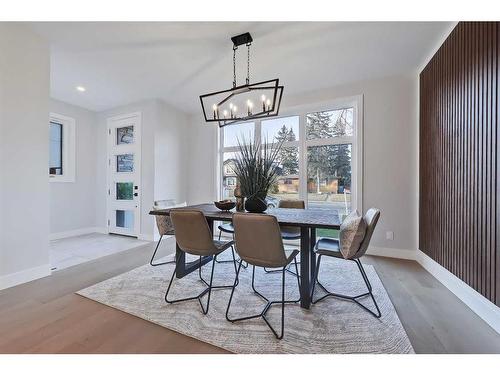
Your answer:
[116,126,134,145]
[116,210,134,229]
[116,154,134,172]
[116,182,134,200]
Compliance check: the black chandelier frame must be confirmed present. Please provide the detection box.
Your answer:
[199,32,284,128]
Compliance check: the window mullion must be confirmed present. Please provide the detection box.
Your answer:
[299,113,307,205]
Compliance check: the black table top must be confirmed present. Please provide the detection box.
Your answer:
[149,203,341,229]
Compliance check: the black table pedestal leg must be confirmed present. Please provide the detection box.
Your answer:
[310,228,316,284]
[299,226,311,309]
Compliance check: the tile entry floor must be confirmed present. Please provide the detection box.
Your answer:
[50,233,150,271]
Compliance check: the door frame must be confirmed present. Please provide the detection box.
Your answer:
[106,112,142,237]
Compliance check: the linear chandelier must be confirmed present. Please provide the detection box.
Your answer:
[199,32,284,128]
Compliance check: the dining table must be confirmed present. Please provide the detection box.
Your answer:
[149,203,341,309]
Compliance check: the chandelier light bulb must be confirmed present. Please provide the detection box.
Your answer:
[261,95,266,102]
[223,110,228,118]
[229,103,234,109]
[212,104,217,110]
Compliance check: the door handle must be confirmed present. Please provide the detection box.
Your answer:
[134,193,138,197]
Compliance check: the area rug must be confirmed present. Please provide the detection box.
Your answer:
[77,252,414,354]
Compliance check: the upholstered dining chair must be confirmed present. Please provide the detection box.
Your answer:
[150,200,187,266]
[264,199,305,275]
[226,213,301,339]
[166,209,237,315]
[310,208,381,318]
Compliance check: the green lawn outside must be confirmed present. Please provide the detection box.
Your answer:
[316,228,339,238]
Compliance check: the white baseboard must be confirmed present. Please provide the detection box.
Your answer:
[50,226,108,240]
[0,263,51,291]
[366,246,417,260]
[414,250,500,334]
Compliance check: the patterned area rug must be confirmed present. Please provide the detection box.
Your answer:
[77,252,414,354]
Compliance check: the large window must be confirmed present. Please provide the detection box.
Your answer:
[49,113,76,183]
[218,97,362,218]
[262,116,300,204]
[306,108,353,215]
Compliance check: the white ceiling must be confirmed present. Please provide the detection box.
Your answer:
[30,22,453,113]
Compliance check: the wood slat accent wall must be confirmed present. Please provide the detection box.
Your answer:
[420,22,500,306]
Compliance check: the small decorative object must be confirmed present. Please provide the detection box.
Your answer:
[232,136,283,213]
[214,200,236,211]
[233,184,245,212]
[199,32,284,128]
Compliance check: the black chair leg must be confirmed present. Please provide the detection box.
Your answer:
[165,255,218,315]
[198,252,238,289]
[215,231,248,268]
[311,255,381,318]
[293,257,301,289]
[150,235,175,266]
[226,259,300,339]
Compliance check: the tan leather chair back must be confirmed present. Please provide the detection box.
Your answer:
[170,210,217,256]
[278,199,305,236]
[233,213,287,268]
[354,208,380,258]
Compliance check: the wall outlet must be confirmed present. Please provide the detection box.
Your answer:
[386,231,394,241]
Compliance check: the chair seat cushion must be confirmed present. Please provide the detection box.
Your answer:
[280,229,301,240]
[315,238,344,258]
[218,223,234,233]
[213,239,235,252]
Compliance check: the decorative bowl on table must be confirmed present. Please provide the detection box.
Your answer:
[214,200,236,211]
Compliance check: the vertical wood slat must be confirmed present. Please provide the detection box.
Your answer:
[419,22,500,307]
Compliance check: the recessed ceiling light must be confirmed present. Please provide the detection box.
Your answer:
[76,86,86,92]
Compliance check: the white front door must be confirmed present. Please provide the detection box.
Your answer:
[107,113,141,237]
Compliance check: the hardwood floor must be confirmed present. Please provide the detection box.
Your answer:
[0,236,499,353]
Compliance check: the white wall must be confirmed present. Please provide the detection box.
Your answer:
[186,74,418,252]
[0,24,51,288]
[97,99,189,241]
[155,101,189,205]
[49,99,98,235]
[186,114,218,205]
